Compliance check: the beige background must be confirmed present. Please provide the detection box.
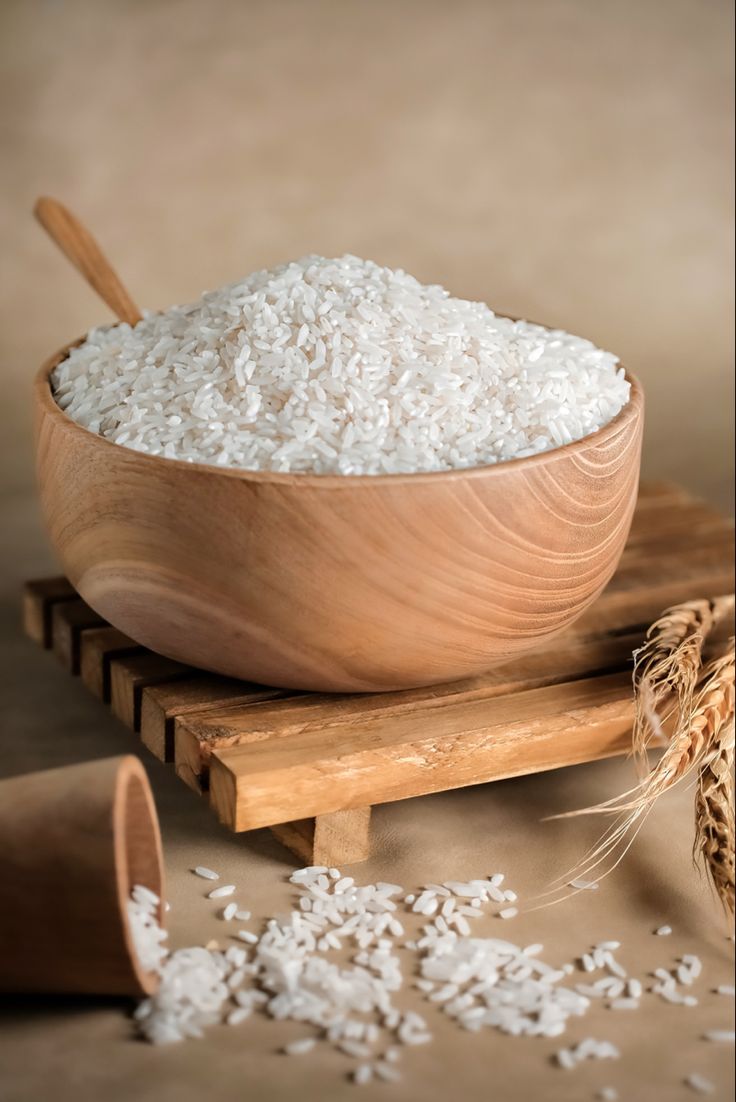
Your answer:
[0,2,734,1101]
[0,0,734,508]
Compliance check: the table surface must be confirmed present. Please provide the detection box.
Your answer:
[1,2,733,1096]
[1,491,733,1102]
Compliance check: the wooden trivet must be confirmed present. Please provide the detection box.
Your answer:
[22,482,734,865]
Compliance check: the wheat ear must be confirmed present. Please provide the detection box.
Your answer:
[631,596,734,773]
[693,653,735,913]
[540,598,735,906]
[540,642,735,906]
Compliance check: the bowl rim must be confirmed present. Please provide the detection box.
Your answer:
[36,334,643,489]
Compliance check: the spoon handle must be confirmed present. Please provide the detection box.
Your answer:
[34,196,143,327]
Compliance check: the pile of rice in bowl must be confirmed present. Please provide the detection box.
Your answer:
[51,255,630,476]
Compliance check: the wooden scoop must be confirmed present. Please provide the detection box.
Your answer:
[0,755,164,996]
[34,196,142,326]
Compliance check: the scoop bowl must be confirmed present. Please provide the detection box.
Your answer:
[35,342,643,692]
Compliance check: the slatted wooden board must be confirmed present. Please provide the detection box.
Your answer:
[22,482,734,865]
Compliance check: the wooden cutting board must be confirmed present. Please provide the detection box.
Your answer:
[22,481,735,865]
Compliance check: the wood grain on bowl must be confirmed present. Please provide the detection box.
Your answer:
[35,343,643,692]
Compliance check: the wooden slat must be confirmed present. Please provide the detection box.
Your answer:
[270,808,372,867]
[208,673,637,831]
[625,499,732,547]
[141,678,289,764]
[80,626,144,700]
[631,481,695,507]
[173,689,299,792]
[172,683,299,789]
[267,819,316,864]
[575,574,736,637]
[22,577,78,647]
[51,599,106,674]
[312,808,372,865]
[109,654,197,731]
[174,629,645,794]
[613,532,734,583]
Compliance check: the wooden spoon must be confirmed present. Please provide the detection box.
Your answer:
[34,196,143,326]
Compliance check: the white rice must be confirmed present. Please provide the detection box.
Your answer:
[685,1072,716,1094]
[129,868,729,1096]
[207,884,236,899]
[192,866,219,880]
[374,1061,402,1082]
[556,1038,620,1068]
[51,255,630,477]
[134,945,231,1043]
[284,1037,317,1056]
[126,885,168,975]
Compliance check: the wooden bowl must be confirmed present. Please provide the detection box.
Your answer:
[35,341,643,692]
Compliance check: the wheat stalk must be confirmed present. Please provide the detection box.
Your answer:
[635,645,733,803]
[543,642,735,906]
[541,597,735,910]
[631,596,734,773]
[693,670,735,913]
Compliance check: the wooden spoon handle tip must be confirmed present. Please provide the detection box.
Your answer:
[34,196,143,327]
